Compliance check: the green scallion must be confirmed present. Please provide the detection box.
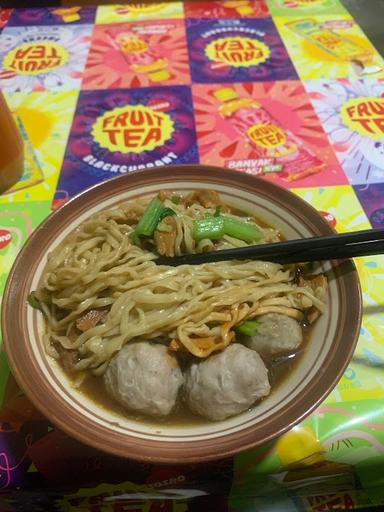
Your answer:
[214,205,222,217]
[223,217,262,243]
[193,217,225,242]
[235,320,259,337]
[158,207,176,221]
[132,197,167,240]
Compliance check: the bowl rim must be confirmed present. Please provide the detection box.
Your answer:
[1,165,362,463]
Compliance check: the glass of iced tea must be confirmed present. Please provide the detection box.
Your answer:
[0,90,24,194]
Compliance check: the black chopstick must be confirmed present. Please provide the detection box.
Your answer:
[264,239,384,264]
[155,228,384,266]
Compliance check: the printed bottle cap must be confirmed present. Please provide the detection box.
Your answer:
[236,5,254,14]
[52,8,81,23]
[150,70,170,82]
[275,426,325,467]
[213,88,238,102]
[62,14,81,22]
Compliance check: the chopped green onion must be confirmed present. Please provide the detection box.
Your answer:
[27,291,43,312]
[158,207,176,221]
[235,320,259,337]
[223,217,262,243]
[193,217,225,242]
[130,231,141,246]
[214,205,222,217]
[132,197,167,240]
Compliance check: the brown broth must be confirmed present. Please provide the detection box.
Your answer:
[74,324,313,426]
[61,195,311,425]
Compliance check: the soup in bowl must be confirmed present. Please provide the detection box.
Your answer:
[2,165,361,463]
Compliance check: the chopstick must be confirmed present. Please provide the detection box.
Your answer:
[155,228,384,266]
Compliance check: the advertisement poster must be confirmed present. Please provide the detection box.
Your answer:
[55,86,198,203]
[7,6,96,26]
[275,15,384,80]
[266,0,348,17]
[305,78,384,185]
[0,25,92,92]
[184,0,270,19]
[83,20,190,90]
[96,3,184,24]
[185,18,298,83]
[192,80,347,188]
[231,401,384,510]
[293,185,384,403]
[1,90,78,204]
[354,183,384,229]
[0,201,51,308]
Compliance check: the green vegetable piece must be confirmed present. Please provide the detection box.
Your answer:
[214,206,222,217]
[130,231,141,246]
[171,195,181,205]
[133,197,166,239]
[235,320,259,337]
[223,217,262,243]
[158,207,176,221]
[193,217,225,242]
[27,291,43,312]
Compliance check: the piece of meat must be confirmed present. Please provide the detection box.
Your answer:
[242,313,303,358]
[184,343,270,421]
[157,190,172,202]
[183,190,230,212]
[104,342,184,418]
[53,342,79,372]
[76,308,108,332]
[154,216,177,257]
[123,211,140,225]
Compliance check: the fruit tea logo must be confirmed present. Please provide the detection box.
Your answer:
[340,97,384,139]
[205,36,270,67]
[92,104,174,154]
[3,42,69,75]
[247,124,287,148]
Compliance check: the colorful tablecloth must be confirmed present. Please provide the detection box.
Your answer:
[1,2,384,510]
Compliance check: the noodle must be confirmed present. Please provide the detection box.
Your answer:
[34,192,327,375]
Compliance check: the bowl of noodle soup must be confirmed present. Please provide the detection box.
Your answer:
[2,165,361,463]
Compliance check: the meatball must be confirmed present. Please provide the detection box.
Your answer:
[242,313,303,358]
[184,344,270,421]
[104,342,183,418]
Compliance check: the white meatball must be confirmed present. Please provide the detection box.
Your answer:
[242,313,303,358]
[184,344,270,421]
[104,342,183,418]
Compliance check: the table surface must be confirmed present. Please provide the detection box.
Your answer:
[1,2,384,511]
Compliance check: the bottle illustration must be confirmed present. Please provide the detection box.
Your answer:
[107,30,170,82]
[272,426,358,494]
[222,0,254,16]
[7,113,44,194]
[51,7,81,23]
[285,18,373,64]
[0,92,24,193]
[214,87,324,180]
